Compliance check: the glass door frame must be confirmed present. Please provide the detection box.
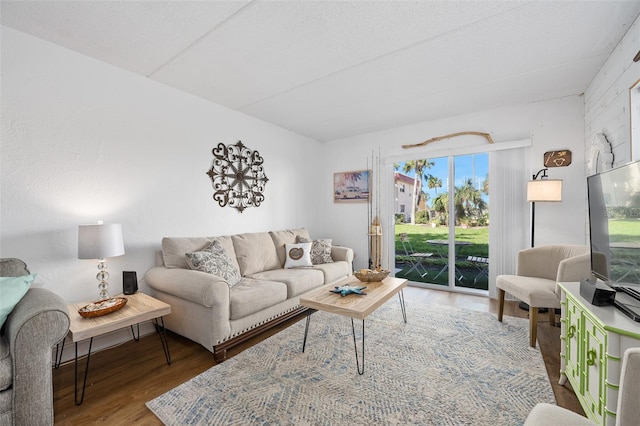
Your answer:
[385,138,531,296]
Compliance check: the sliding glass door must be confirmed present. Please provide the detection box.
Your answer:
[394,153,489,292]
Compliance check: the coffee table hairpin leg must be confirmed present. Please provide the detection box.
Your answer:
[301,309,316,353]
[398,289,407,323]
[352,289,407,375]
[351,319,365,375]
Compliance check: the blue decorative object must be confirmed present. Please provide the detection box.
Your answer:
[330,285,367,296]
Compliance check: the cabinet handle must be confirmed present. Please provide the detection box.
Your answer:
[568,325,576,339]
[587,349,597,366]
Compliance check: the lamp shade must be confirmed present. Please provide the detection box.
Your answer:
[527,179,563,202]
[78,223,125,259]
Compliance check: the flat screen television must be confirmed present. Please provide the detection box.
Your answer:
[587,160,640,319]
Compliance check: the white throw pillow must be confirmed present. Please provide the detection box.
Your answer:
[284,242,313,269]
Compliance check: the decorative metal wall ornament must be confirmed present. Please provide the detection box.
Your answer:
[206,141,269,213]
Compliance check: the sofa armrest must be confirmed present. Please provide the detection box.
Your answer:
[331,246,354,264]
[5,288,70,425]
[145,266,230,308]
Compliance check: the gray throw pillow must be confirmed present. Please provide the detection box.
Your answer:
[296,236,334,265]
[185,239,242,287]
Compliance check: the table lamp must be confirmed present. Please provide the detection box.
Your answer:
[527,168,562,247]
[78,222,125,300]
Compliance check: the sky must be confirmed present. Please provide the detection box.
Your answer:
[396,153,489,204]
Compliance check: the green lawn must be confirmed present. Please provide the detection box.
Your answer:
[394,224,489,290]
[609,219,640,242]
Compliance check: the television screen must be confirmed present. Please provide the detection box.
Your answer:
[587,160,640,286]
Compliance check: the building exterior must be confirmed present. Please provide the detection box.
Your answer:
[394,172,416,223]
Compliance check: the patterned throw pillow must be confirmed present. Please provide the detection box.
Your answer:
[296,236,334,265]
[185,239,242,287]
[284,242,313,269]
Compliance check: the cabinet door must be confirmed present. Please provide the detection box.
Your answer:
[564,296,582,390]
[583,312,606,425]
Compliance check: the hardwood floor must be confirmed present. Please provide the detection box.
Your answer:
[52,286,583,424]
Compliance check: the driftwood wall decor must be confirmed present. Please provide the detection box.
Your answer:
[402,131,494,149]
[206,141,269,213]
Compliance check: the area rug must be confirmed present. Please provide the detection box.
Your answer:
[147,300,555,425]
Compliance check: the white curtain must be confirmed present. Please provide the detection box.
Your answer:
[488,147,530,297]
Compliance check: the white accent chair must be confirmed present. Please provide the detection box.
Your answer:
[525,347,640,425]
[496,245,590,347]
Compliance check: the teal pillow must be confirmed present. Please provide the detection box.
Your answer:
[0,274,35,329]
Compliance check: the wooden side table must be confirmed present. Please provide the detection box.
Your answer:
[60,292,171,404]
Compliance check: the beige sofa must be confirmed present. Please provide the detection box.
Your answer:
[145,228,353,361]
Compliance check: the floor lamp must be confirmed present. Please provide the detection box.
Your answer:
[527,168,563,247]
[521,169,562,312]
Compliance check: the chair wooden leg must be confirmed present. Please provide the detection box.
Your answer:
[548,308,556,326]
[498,289,505,322]
[529,307,538,347]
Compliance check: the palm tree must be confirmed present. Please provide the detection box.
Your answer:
[455,178,486,224]
[402,159,434,224]
[427,175,443,195]
[432,192,449,225]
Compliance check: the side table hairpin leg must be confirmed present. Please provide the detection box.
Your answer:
[75,338,93,405]
[54,338,65,368]
[155,317,172,364]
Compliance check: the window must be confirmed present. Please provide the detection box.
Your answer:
[400,205,405,213]
[400,184,405,193]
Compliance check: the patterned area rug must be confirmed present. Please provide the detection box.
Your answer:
[147,300,555,425]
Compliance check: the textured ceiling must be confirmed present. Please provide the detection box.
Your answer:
[2,1,639,142]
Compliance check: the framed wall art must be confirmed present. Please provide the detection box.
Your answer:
[333,170,370,203]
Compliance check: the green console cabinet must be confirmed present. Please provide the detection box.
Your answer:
[559,282,640,425]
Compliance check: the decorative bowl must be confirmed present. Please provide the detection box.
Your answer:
[354,269,390,282]
[78,296,128,318]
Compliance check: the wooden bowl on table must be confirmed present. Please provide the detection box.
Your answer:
[354,269,390,282]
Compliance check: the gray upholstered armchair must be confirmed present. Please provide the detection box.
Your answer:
[0,258,70,425]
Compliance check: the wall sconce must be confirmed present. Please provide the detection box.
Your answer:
[78,222,125,300]
[527,168,562,247]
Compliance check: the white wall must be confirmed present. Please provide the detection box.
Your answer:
[322,96,587,282]
[585,14,640,167]
[0,28,325,319]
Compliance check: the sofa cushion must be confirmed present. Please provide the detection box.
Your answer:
[232,232,280,276]
[162,237,213,269]
[0,258,30,277]
[312,261,351,284]
[0,336,11,391]
[297,236,334,265]
[185,239,242,287]
[0,274,35,329]
[162,236,238,270]
[229,279,287,320]
[249,268,324,298]
[270,228,311,266]
[284,242,313,269]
